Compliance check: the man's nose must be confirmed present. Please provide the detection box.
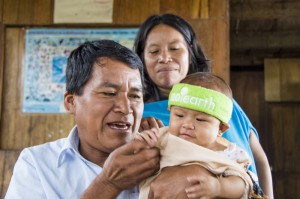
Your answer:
[114,94,132,115]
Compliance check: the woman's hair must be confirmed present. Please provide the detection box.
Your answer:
[134,13,210,101]
[66,40,144,95]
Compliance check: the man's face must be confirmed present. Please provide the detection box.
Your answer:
[65,57,143,158]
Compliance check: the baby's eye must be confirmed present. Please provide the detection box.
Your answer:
[176,114,184,118]
[196,118,205,122]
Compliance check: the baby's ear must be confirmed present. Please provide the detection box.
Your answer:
[64,92,76,114]
[219,122,230,133]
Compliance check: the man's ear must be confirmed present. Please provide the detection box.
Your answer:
[219,122,230,133]
[64,92,76,114]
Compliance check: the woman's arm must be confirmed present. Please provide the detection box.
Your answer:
[250,130,274,199]
[186,174,245,199]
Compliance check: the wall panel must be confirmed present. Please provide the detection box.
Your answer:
[3,0,52,24]
[0,0,230,196]
[113,0,160,24]
[0,28,74,149]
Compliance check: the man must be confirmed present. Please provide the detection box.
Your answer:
[5,40,160,198]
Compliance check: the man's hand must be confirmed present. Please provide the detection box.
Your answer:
[102,140,160,189]
[80,140,160,198]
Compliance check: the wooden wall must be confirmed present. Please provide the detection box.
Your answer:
[0,0,229,197]
[2,1,299,199]
[231,69,300,199]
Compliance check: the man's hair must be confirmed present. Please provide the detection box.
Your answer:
[133,13,210,101]
[66,40,144,95]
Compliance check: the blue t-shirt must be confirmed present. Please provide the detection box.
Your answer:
[143,99,258,174]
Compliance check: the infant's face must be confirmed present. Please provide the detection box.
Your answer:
[169,106,221,150]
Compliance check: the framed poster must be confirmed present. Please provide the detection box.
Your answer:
[23,28,138,113]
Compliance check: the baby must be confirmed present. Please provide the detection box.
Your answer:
[135,72,266,199]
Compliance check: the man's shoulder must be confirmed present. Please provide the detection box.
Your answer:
[19,137,68,163]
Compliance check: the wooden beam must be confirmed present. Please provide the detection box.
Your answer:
[230,1,300,20]
[230,31,300,50]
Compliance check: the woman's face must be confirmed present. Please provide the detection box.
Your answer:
[144,24,190,96]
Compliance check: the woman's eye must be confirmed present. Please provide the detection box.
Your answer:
[149,50,159,54]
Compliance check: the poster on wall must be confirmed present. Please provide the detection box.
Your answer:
[54,0,113,23]
[23,28,138,113]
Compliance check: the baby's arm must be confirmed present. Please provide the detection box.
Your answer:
[133,128,160,147]
[185,175,245,199]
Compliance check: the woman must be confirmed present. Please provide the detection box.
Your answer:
[134,13,273,198]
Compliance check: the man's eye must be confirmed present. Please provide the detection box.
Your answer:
[103,92,116,96]
[130,94,142,99]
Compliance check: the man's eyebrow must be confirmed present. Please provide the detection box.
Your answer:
[131,86,143,92]
[98,82,119,88]
[97,82,143,92]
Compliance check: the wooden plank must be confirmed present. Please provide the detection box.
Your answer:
[32,0,53,24]
[265,59,300,102]
[231,70,267,147]
[264,59,281,101]
[113,0,159,24]
[3,0,53,24]
[272,172,300,199]
[269,104,300,173]
[230,1,300,20]
[1,28,75,149]
[190,0,200,19]
[2,0,19,23]
[199,0,209,19]
[160,0,191,19]
[0,0,3,22]
[0,150,21,199]
[210,0,229,83]
[230,31,300,50]
[0,23,4,123]
[280,59,300,101]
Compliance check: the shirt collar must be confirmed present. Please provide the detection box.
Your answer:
[57,126,80,167]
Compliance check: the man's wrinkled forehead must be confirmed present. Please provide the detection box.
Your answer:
[93,57,143,90]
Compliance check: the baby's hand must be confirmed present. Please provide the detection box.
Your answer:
[134,128,160,147]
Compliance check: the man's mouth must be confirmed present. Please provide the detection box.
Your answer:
[108,122,131,130]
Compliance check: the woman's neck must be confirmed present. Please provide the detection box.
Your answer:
[158,87,171,100]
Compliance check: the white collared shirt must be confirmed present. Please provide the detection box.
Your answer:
[5,126,138,199]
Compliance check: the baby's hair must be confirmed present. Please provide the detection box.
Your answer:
[180,72,232,99]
